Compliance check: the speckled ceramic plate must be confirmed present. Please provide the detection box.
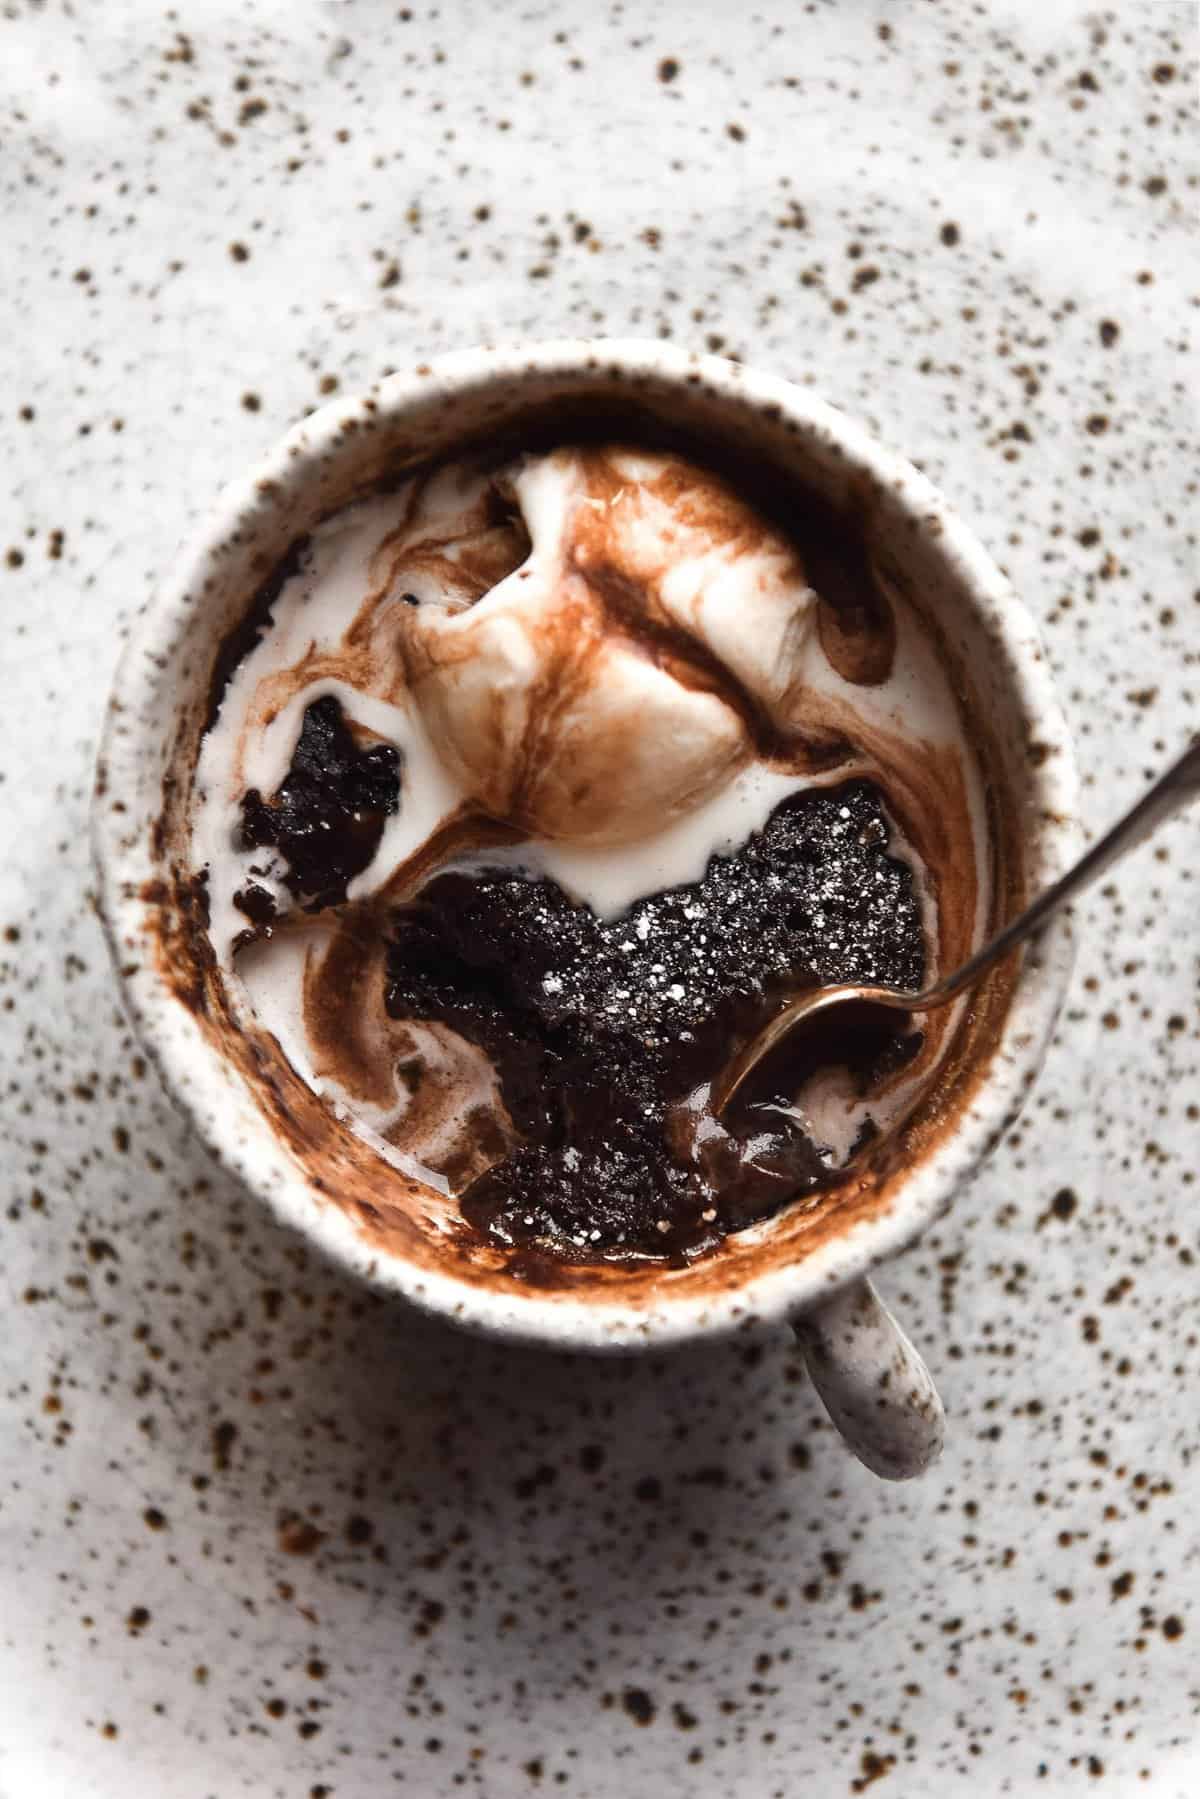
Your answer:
[1,3,1197,1796]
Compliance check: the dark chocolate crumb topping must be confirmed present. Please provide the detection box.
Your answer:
[384,781,925,1259]
[238,695,402,909]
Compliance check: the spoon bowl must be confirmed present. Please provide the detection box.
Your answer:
[715,735,1199,1119]
[712,982,922,1115]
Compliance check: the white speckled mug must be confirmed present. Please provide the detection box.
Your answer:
[92,341,1078,1480]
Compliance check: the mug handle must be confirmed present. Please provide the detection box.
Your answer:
[791,1276,944,1480]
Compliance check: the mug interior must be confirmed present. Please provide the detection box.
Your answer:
[93,342,1077,1348]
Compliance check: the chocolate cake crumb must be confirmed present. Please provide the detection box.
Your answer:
[239,695,401,908]
[384,780,925,1259]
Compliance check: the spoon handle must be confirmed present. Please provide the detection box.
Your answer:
[925,735,1200,1008]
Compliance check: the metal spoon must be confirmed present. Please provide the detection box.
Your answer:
[715,735,1200,1116]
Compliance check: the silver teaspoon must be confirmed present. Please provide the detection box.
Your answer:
[714,734,1200,1116]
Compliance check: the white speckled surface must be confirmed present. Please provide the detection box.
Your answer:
[1,3,1197,1795]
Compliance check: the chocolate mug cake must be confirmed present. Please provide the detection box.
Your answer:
[189,436,989,1272]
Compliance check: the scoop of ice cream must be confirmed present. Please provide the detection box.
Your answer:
[398,447,823,847]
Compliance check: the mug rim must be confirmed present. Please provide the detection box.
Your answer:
[92,338,1078,1350]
